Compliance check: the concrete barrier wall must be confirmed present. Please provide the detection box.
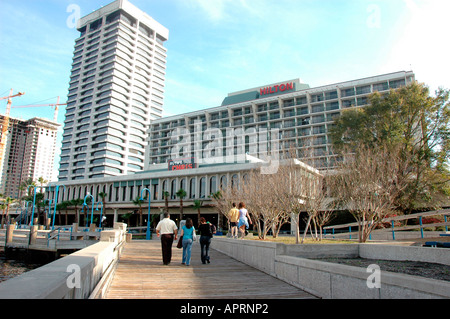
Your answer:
[212,238,450,299]
[359,244,450,265]
[0,223,127,299]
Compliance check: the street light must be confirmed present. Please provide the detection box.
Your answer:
[80,203,89,227]
[27,185,45,226]
[95,201,104,228]
[51,185,66,230]
[83,193,95,227]
[140,188,152,240]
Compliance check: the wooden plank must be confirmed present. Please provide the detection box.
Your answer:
[105,240,317,299]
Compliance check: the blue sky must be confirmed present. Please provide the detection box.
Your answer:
[1,0,449,176]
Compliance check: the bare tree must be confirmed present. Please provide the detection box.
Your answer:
[328,143,409,242]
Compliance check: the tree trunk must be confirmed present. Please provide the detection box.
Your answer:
[301,214,312,244]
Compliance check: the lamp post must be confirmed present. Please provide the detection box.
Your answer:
[140,188,152,240]
[23,201,32,226]
[51,185,66,230]
[46,199,53,228]
[80,203,88,227]
[83,193,95,227]
[27,185,45,226]
[95,201,104,228]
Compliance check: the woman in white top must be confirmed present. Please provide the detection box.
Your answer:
[237,202,252,239]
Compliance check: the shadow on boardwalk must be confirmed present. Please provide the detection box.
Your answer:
[105,240,317,299]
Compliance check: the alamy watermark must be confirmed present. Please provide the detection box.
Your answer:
[367,4,381,29]
[166,120,280,174]
[66,4,81,29]
[366,264,381,289]
[66,264,81,289]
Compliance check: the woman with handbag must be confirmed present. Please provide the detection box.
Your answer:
[180,218,195,266]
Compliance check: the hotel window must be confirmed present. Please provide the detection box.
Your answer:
[231,174,239,189]
[325,90,338,100]
[373,82,389,92]
[269,111,280,120]
[296,96,307,105]
[326,101,339,111]
[210,176,217,194]
[356,85,371,95]
[189,178,196,199]
[310,93,324,103]
[326,112,341,122]
[389,79,406,89]
[298,107,309,115]
[257,104,267,112]
[357,97,368,106]
[180,179,186,192]
[220,175,227,189]
[171,180,177,199]
[299,117,310,126]
[311,104,324,113]
[341,87,355,97]
[312,125,326,134]
[342,99,356,108]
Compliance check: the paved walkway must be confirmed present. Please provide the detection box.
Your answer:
[105,240,317,299]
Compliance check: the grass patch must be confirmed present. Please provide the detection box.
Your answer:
[245,236,355,245]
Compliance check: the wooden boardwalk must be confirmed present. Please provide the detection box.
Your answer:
[105,240,317,299]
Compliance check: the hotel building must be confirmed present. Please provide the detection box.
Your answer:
[0,116,59,198]
[48,70,415,227]
[58,0,169,182]
[147,71,415,170]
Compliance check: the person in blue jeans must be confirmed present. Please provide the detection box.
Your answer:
[180,218,195,266]
[198,217,214,264]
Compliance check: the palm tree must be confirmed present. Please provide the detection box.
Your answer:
[193,200,203,226]
[163,191,170,214]
[37,177,48,193]
[69,198,84,224]
[98,191,107,214]
[0,203,6,229]
[1,197,15,228]
[56,201,69,226]
[19,178,35,198]
[133,196,145,226]
[176,188,187,224]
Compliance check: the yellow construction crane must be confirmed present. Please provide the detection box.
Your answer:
[0,89,25,170]
[12,96,67,122]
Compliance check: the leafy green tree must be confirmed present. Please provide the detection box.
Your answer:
[193,200,203,226]
[330,82,450,212]
[163,191,170,214]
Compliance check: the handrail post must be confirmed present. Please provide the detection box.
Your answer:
[419,216,424,239]
[391,220,395,241]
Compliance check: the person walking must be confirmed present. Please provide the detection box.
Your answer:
[156,212,178,265]
[228,203,239,239]
[180,218,195,266]
[198,217,213,264]
[237,202,252,239]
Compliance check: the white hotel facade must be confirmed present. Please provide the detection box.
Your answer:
[50,44,416,226]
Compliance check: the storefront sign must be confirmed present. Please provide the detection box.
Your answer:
[168,157,197,171]
[260,82,295,96]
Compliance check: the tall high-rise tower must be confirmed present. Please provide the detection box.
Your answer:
[58,0,169,181]
[0,116,59,198]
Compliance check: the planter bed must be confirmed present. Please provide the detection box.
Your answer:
[313,257,450,282]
